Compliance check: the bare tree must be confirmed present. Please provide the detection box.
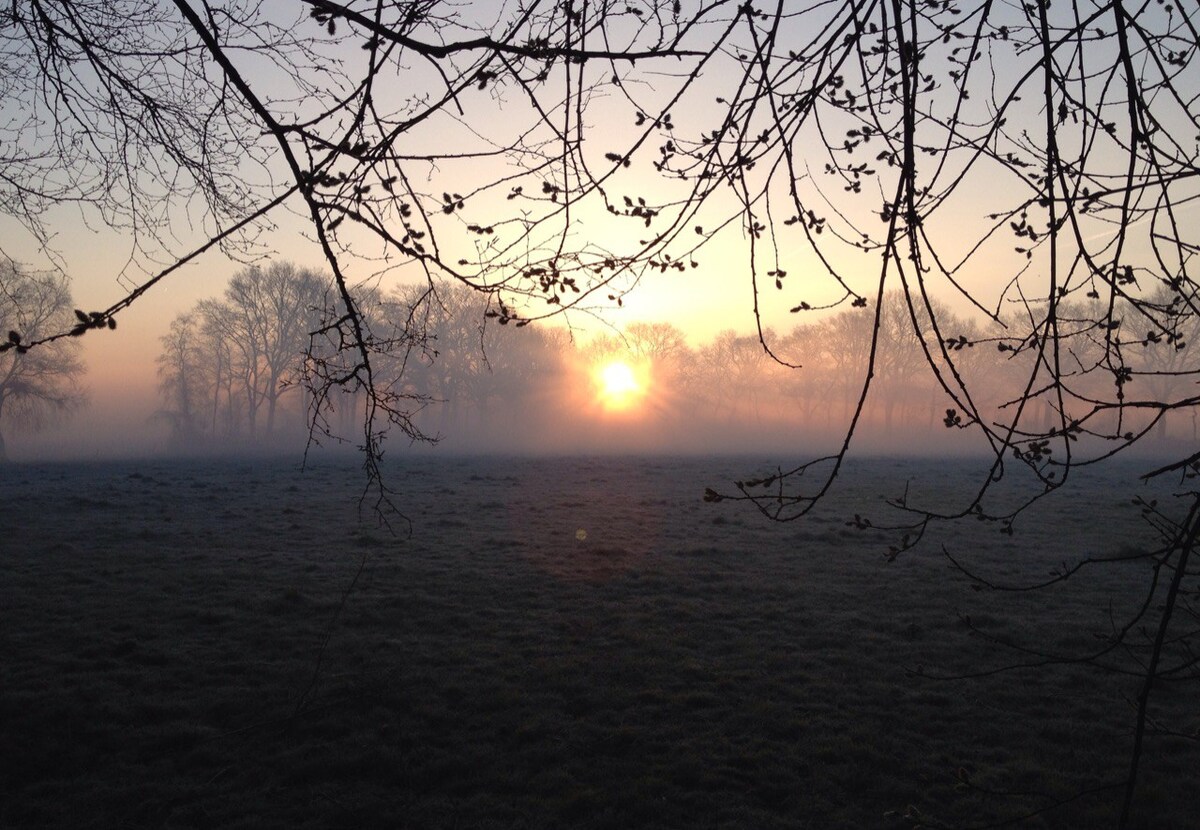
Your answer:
[0,261,86,460]
[625,322,690,364]
[1127,286,1200,442]
[156,313,207,445]
[192,297,247,440]
[222,262,326,437]
[686,4,1200,825]
[156,263,328,445]
[0,1,310,266]
[379,280,561,440]
[690,329,781,426]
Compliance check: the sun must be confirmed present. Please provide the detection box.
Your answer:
[594,360,647,412]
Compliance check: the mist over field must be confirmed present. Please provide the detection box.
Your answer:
[12,279,1194,464]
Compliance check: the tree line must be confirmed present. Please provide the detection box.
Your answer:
[152,267,1200,453]
[6,254,1194,457]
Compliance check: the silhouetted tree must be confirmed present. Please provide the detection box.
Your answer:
[0,261,86,460]
[384,281,559,440]
[624,321,695,419]
[222,262,326,436]
[156,314,207,444]
[1127,287,1200,442]
[196,298,240,439]
[693,330,779,425]
[689,5,1200,824]
[156,262,326,445]
[814,309,875,425]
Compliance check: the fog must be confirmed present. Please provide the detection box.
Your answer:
[9,281,1189,464]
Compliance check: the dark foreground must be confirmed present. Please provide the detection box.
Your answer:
[0,455,1195,828]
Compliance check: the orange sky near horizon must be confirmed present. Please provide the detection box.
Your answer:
[1,191,1048,462]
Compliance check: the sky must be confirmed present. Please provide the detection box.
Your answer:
[2,0,1193,462]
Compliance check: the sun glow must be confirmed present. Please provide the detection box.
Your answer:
[594,360,647,412]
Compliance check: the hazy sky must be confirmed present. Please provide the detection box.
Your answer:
[3,1,1188,462]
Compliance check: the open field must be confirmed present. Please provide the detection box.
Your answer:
[1,454,1195,828]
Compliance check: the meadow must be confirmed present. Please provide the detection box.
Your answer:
[1,454,1195,828]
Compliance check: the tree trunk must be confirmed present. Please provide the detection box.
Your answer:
[244,376,259,438]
